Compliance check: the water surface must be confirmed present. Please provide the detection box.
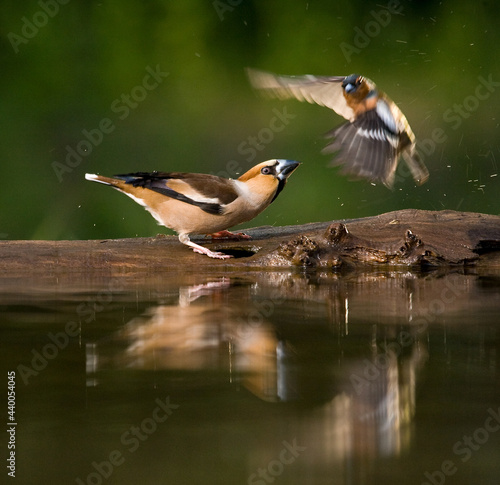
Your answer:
[2,268,500,484]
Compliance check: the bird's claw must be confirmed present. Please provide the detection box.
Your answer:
[208,230,252,240]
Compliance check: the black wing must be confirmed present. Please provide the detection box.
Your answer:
[323,109,400,187]
[114,172,236,215]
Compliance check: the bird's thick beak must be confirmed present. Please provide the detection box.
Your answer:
[276,159,300,181]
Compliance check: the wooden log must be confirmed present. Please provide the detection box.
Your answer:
[1,209,499,273]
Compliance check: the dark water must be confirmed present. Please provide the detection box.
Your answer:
[2,268,499,485]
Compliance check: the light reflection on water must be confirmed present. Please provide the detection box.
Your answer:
[2,269,500,484]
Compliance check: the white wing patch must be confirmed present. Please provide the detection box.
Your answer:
[357,128,387,141]
[166,179,222,205]
[375,99,397,134]
[356,127,398,148]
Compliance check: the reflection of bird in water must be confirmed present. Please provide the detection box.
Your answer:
[114,278,277,400]
[86,275,429,462]
[123,279,234,369]
[247,68,429,188]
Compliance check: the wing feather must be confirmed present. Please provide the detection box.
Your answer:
[323,109,398,187]
[247,68,355,121]
[115,172,240,215]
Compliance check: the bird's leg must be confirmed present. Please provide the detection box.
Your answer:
[178,234,232,260]
[208,230,252,240]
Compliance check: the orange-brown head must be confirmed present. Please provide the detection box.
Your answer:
[237,159,300,208]
[341,74,378,114]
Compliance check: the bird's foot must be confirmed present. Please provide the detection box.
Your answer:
[208,230,252,240]
[179,233,233,259]
[191,246,233,260]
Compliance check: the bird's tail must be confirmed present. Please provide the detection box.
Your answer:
[85,173,119,186]
[85,173,135,191]
[402,150,429,186]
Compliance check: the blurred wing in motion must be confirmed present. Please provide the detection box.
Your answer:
[324,108,399,187]
[246,68,355,121]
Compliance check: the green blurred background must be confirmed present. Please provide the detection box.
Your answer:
[1,0,499,240]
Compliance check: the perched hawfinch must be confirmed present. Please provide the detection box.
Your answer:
[247,68,429,188]
[85,159,299,259]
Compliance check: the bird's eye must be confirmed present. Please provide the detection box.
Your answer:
[261,167,273,175]
[344,83,356,93]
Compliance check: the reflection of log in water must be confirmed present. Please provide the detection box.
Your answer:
[86,276,433,460]
[76,267,498,465]
[1,209,499,270]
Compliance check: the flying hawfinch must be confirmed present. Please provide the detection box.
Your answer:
[247,69,429,188]
[85,159,299,260]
